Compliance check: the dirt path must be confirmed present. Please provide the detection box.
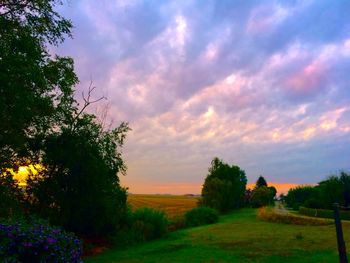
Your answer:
[273,201,290,215]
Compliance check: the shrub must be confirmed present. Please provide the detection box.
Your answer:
[185,206,219,227]
[0,218,82,262]
[299,206,350,220]
[257,207,331,226]
[130,208,168,242]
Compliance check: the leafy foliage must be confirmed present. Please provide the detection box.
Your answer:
[129,208,168,242]
[268,186,277,199]
[317,175,345,209]
[185,206,218,227]
[285,185,317,210]
[201,157,247,212]
[1,0,130,238]
[0,0,77,169]
[26,117,130,236]
[250,186,274,208]
[249,176,276,207]
[0,217,82,263]
[285,171,350,210]
[0,0,72,44]
[0,172,25,218]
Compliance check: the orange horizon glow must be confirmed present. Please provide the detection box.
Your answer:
[123,181,303,195]
[8,165,305,195]
[246,182,304,195]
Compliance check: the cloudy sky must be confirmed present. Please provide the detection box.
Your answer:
[55,0,350,194]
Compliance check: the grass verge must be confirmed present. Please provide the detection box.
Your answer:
[86,208,348,263]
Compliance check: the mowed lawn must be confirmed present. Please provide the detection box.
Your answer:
[86,208,349,263]
[127,194,199,218]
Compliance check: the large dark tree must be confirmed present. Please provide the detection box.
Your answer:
[27,113,130,235]
[201,157,247,212]
[0,0,130,236]
[0,0,76,169]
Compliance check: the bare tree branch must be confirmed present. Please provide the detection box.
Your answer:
[70,81,106,131]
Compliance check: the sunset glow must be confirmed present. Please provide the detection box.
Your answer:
[9,164,42,186]
[123,181,300,196]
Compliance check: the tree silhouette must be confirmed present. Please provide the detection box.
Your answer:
[255,175,268,188]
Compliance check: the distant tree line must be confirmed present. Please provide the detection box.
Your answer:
[284,171,350,210]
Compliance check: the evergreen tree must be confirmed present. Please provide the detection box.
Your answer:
[255,175,268,188]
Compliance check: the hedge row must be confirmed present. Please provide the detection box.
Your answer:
[299,207,350,220]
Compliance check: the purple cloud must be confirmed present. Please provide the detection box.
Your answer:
[54,0,350,193]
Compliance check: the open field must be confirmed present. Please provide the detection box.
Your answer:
[127,194,199,218]
[87,208,350,263]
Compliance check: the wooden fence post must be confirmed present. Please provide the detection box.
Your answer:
[334,203,348,263]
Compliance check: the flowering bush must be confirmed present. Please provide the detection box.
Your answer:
[0,218,82,262]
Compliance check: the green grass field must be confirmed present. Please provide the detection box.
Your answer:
[86,208,349,262]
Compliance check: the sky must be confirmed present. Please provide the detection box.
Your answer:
[55,0,350,194]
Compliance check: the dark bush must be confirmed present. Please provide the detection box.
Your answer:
[185,206,219,227]
[299,207,350,220]
[0,218,82,263]
[130,208,168,242]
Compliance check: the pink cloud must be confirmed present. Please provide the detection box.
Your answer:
[285,60,328,96]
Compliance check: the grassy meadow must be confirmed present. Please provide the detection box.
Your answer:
[87,196,349,263]
[128,194,199,218]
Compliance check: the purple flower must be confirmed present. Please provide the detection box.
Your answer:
[47,237,57,244]
[1,220,82,262]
